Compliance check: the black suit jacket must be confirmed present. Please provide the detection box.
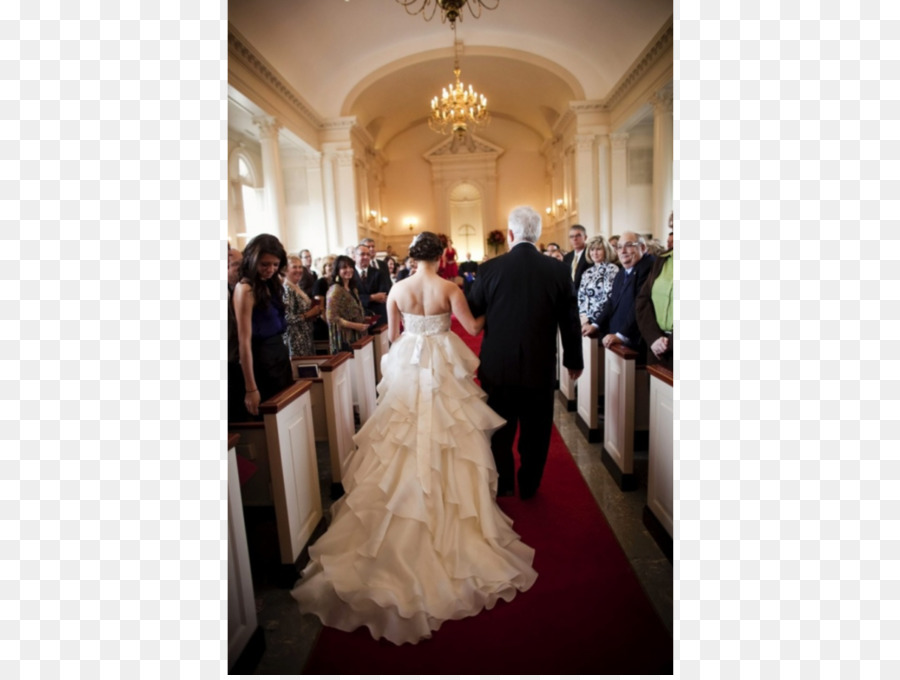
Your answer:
[458,260,478,276]
[594,254,655,352]
[355,265,392,320]
[467,243,583,389]
[562,249,591,296]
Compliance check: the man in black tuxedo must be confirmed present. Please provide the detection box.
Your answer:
[353,243,391,321]
[585,231,655,361]
[467,206,583,499]
[562,224,591,296]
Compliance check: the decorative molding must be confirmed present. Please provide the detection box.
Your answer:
[228,27,323,130]
[610,132,630,149]
[424,133,504,159]
[651,87,674,114]
[333,149,355,167]
[252,115,281,138]
[570,100,604,115]
[322,117,357,132]
[574,133,596,152]
[603,19,674,112]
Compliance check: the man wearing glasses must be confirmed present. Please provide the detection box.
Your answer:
[584,231,655,359]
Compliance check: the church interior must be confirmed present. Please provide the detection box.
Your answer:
[227,0,674,673]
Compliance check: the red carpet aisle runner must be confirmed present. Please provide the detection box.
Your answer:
[303,317,672,674]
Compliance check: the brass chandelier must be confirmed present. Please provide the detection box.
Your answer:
[396,0,499,27]
[428,24,490,137]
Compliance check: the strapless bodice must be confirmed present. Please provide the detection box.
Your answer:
[402,312,451,336]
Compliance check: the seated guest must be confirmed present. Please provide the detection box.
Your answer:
[312,256,335,345]
[578,236,619,336]
[585,231,655,361]
[636,215,673,371]
[283,254,318,357]
[326,255,369,354]
[385,255,399,284]
[233,234,294,418]
[396,256,416,281]
[354,243,391,320]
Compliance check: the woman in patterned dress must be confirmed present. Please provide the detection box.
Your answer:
[577,235,619,337]
[283,254,317,357]
[325,255,369,354]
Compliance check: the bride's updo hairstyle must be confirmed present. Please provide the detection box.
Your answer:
[408,231,444,262]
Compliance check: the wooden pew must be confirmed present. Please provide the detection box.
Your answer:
[370,323,390,384]
[350,335,378,425]
[556,330,577,411]
[600,344,650,491]
[643,364,673,559]
[576,334,604,442]
[229,381,322,565]
[227,433,264,673]
[290,353,355,496]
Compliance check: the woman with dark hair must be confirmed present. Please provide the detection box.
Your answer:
[292,231,536,646]
[233,234,294,418]
[325,254,369,354]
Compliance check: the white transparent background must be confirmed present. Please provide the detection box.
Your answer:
[1,0,897,678]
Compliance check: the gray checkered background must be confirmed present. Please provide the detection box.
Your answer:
[1,1,896,677]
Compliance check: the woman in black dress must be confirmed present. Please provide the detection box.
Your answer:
[233,234,294,417]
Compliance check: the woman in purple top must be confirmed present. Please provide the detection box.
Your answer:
[233,234,294,418]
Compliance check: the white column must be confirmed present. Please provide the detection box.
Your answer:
[596,134,611,237]
[610,132,629,235]
[253,116,287,241]
[573,133,597,233]
[332,148,359,251]
[651,88,674,240]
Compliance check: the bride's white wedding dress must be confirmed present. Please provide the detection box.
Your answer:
[291,312,537,645]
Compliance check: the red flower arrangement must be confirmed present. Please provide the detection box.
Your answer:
[486,229,505,247]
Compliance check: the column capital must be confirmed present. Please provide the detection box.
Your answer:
[574,133,596,152]
[334,149,355,167]
[651,89,673,114]
[610,132,630,149]
[252,115,282,139]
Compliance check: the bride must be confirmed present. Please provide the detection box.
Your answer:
[291,231,537,645]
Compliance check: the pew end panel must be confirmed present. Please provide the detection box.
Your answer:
[576,334,603,443]
[602,344,638,491]
[350,335,378,426]
[293,352,355,491]
[556,330,577,411]
[227,434,265,672]
[258,381,323,565]
[645,364,674,551]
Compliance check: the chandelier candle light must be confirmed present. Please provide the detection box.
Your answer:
[396,0,499,27]
[429,23,490,137]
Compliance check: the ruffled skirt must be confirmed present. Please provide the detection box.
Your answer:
[291,328,537,645]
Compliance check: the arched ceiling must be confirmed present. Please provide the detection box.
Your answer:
[229,0,672,149]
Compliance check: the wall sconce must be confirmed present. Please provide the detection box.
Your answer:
[556,198,566,213]
[381,216,389,225]
[406,217,418,232]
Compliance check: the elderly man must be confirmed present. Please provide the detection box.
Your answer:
[354,243,391,320]
[360,237,390,278]
[467,206,583,500]
[562,224,590,295]
[585,231,655,359]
